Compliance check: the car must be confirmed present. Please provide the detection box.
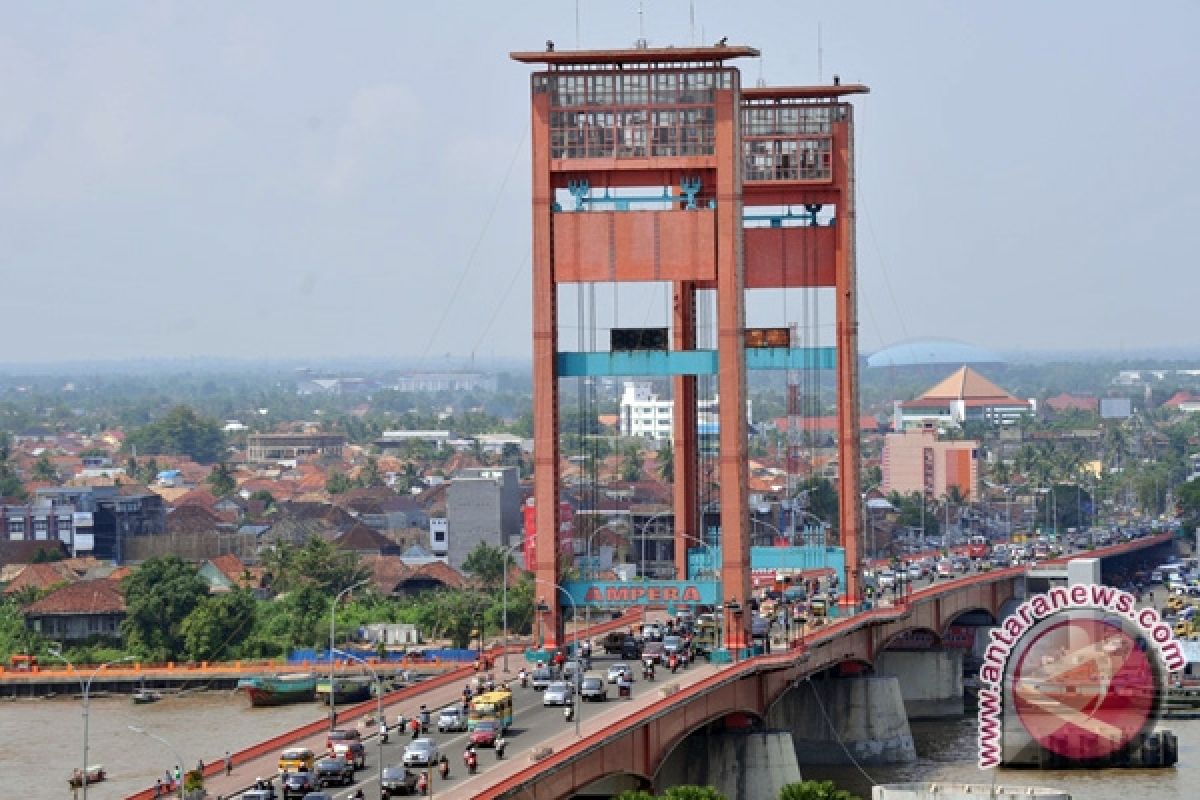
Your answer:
[281,771,315,800]
[313,756,354,787]
[562,659,586,683]
[620,638,643,660]
[301,793,334,800]
[641,624,663,641]
[403,737,439,767]
[642,641,665,664]
[607,663,632,684]
[580,675,607,702]
[530,666,554,691]
[877,569,896,589]
[438,705,468,732]
[325,729,360,752]
[543,680,574,706]
[241,789,278,800]
[332,740,365,769]
[380,766,420,797]
[278,748,316,774]
[470,719,502,747]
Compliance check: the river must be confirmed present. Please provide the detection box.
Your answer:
[807,715,1200,800]
[1,690,327,800]
[7,691,1200,800]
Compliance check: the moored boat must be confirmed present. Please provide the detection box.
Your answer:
[237,672,317,707]
[68,765,106,787]
[315,675,373,705]
[132,689,162,704]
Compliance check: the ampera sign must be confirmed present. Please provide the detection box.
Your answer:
[563,580,720,606]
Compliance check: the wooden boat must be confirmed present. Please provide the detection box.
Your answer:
[315,675,373,705]
[132,689,162,704]
[237,672,317,707]
[68,765,106,787]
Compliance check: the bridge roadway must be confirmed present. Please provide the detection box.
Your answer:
[134,532,1170,800]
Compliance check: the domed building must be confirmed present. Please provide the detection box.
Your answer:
[866,338,1003,369]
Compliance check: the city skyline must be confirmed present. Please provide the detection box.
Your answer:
[2,2,1197,364]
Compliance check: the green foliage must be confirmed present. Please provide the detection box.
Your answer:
[125,405,226,464]
[778,780,861,800]
[121,557,209,661]
[250,489,276,508]
[31,452,58,482]
[656,446,674,483]
[205,462,236,496]
[357,456,384,488]
[31,548,65,563]
[326,470,353,494]
[181,588,257,661]
[462,542,512,589]
[662,787,726,800]
[621,442,644,482]
[0,432,26,499]
[0,597,39,662]
[261,537,368,596]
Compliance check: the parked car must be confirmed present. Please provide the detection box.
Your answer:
[380,766,420,797]
[543,680,574,706]
[313,756,354,788]
[332,740,365,770]
[301,793,334,800]
[278,748,316,774]
[281,771,315,800]
[438,705,468,732]
[580,675,607,702]
[403,737,439,767]
[470,719,502,747]
[530,666,554,691]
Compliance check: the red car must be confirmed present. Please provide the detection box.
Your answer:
[469,720,501,747]
[326,728,360,752]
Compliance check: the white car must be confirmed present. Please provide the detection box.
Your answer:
[543,681,574,706]
[402,738,439,767]
[606,663,632,684]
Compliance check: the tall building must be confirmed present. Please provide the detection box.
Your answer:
[882,429,979,502]
[446,467,522,569]
[895,366,1033,430]
[619,382,674,440]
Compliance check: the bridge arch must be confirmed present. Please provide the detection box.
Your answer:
[652,707,766,787]
[876,625,943,654]
[942,606,998,633]
[570,770,652,799]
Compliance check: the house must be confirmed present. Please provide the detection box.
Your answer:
[334,524,404,557]
[197,554,255,593]
[894,366,1034,430]
[23,579,125,642]
[1044,393,1099,414]
[361,555,472,598]
[2,562,78,595]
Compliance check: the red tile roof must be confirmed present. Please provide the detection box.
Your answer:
[23,579,125,616]
[3,562,77,595]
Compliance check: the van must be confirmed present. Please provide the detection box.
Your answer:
[278,747,316,773]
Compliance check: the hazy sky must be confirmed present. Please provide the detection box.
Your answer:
[3,2,1198,365]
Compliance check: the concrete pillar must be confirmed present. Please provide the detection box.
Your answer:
[770,676,916,764]
[657,730,803,798]
[875,650,964,718]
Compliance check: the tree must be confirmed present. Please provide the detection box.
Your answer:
[0,597,40,662]
[463,542,512,590]
[326,470,353,495]
[656,446,674,483]
[779,780,861,800]
[125,405,226,463]
[357,456,384,488]
[121,556,209,662]
[621,442,644,482]
[206,462,236,496]
[250,489,276,509]
[31,453,58,482]
[261,538,368,596]
[0,432,25,500]
[180,588,257,661]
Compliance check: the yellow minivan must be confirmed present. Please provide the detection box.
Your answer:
[278,747,315,773]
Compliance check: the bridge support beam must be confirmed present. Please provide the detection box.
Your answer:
[771,676,916,765]
[657,729,803,798]
[875,650,964,718]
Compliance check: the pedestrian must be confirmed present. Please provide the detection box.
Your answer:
[154,779,163,799]
[224,751,233,776]
[164,769,172,789]
[173,766,181,785]
[196,759,204,774]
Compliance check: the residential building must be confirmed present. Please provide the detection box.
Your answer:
[619,382,674,441]
[882,428,980,502]
[24,579,125,642]
[445,466,521,568]
[894,366,1034,430]
[246,433,346,463]
[386,372,498,393]
[375,430,451,451]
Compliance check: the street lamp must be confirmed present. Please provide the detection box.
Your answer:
[535,579,580,738]
[128,725,185,800]
[333,648,384,793]
[584,522,623,581]
[48,649,134,800]
[330,578,370,733]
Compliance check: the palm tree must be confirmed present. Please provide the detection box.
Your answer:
[656,446,674,483]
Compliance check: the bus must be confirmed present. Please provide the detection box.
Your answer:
[468,690,514,731]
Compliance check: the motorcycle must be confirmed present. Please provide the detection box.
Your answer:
[518,669,528,689]
[464,749,479,775]
[379,723,389,744]
[438,757,450,780]
[417,772,428,795]
[418,706,431,734]
[642,660,655,681]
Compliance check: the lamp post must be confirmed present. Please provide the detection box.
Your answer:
[330,578,370,733]
[333,648,385,793]
[585,522,622,581]
[535,579,580,738]
[128,725,185,800]
[638,509,674,580]
[499,540,523,674]
[48,650,134,800]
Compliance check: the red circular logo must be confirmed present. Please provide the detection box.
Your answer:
[1011,614,1159,761]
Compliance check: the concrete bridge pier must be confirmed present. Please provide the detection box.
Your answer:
[656,728,803,798]
[875,650,964,718]
[772,675,917,765]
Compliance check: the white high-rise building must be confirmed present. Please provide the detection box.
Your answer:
[619,382,674,441]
